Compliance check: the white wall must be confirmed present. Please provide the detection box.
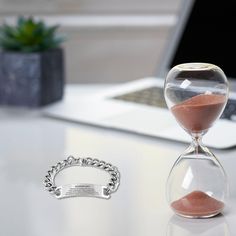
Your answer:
[0,0,182,83]
[0,0,181,14]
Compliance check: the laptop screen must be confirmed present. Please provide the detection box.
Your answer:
[169,0,236,79]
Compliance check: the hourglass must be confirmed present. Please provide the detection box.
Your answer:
[164,63,229,218]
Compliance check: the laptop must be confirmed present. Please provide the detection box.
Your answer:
[43,0,236,149]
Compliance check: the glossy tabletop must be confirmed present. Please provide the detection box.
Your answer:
[0,85,236,236]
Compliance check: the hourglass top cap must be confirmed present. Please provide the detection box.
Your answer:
[166,62,229,86]
[172,62,224,72]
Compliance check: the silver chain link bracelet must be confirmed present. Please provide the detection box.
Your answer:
[44,156,120,199]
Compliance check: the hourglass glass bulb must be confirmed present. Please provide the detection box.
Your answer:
[164,63,229,218]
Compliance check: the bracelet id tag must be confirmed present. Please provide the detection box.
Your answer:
[55,184,110,199]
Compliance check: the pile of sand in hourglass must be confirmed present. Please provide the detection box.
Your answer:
[170,93,226,218]
[171,93,226,133]
[171,191,225,218]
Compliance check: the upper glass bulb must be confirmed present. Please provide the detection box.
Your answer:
[164,62,229,136]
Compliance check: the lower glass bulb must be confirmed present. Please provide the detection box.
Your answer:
[166,143,228,218]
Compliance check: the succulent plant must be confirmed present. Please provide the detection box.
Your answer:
[0,16,65,52]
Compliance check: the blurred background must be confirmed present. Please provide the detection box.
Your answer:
[0,0,182,84]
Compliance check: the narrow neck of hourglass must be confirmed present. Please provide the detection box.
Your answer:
[191,134,203,147]
[185,133,211,157]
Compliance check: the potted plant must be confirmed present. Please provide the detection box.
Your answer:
[0,16,65,107]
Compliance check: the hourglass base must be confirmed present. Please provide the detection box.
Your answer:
[172,209,222,219]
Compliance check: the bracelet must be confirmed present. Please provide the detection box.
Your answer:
[44,156,120,199]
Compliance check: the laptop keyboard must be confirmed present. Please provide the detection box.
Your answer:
[112,86,167,108]
[112,86,236,120]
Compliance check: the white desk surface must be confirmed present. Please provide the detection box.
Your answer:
[0,84,236,236]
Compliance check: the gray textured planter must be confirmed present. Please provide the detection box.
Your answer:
[0,48,64,107]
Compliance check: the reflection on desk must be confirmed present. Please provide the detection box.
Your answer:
[167,214,230,236]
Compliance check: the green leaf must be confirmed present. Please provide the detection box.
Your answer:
[0,16,66,52]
